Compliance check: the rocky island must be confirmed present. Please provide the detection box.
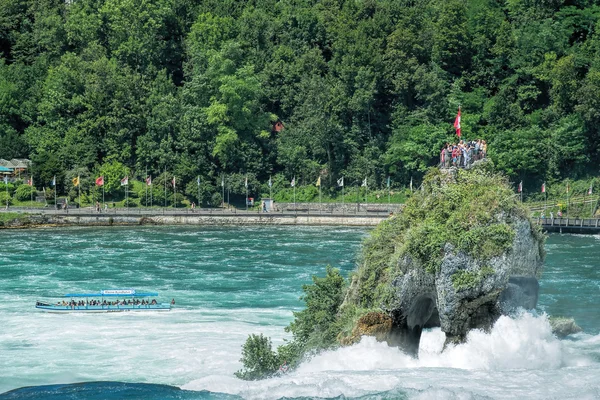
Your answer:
[236,163,546,380]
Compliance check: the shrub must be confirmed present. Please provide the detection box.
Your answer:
[0,192,13,206]
[234,334,280,380]
[15,184,37,201]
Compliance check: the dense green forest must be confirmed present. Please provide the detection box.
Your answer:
[1,0,600,202]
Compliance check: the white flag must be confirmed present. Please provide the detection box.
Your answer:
[410,177,413,192]
[221,175,224,187]
[3,176,7,184]
[291,177,296,187]
[337,177,344,187]
[52,176,56,186]
[244,176,248,188]
[361,177,367,187]
[268,176,272,187]
[120,176,128,186]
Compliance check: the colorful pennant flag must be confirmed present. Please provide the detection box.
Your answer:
[361,177,367,187]
[337,177,344,187]
[386,176,390,188]
[197,176,201,186]
[542,183,546,193]
[268,176,272,188]
[96,176,104,186]
[120,176,128,186]
[146,176,152,186]
[51,176,56,186]
[172,177,176,187]
[518,181,522,193]
[291,177,296,187]
[589,184,593,195]
[244,176,248,188]
[72,176,80,187]
[316,176,321,187]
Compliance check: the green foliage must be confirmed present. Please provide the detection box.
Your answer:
[236,266,346,380]
[234,334,280,381]
[14,184,36,201]
[2,0,600,202]
[451,266,495,291]
[354,165,535,309]
[286,266,346,350]
[0,192,12,206]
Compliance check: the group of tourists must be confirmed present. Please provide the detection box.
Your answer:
[58,299,158,307]
[440,139,487,168]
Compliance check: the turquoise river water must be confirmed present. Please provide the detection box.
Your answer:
[0,226,599,399]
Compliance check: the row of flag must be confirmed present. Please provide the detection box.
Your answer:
[518,181,593,195]
[5,174,593,196]
[0,174,400,189]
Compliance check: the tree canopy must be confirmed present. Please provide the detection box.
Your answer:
[2,0,600,196]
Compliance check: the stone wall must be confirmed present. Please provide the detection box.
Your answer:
[273,202,403,214]
[22,213,386,227]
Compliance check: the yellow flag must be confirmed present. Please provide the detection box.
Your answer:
[316,176,321,187]
[72,176,80,187]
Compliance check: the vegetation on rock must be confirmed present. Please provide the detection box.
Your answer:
[237,164,543,379]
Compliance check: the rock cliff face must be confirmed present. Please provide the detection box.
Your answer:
[341,165,545,356]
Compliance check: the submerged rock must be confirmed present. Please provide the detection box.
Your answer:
[549,317,582,338]
[341,165,545,356]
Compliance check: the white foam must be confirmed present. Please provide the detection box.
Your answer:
[182,313,600,399]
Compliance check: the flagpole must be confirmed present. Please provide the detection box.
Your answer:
[293,178,296,210]
[145,166,148,207]
[126,177,128,211]
[388,177,390,212]
[150,176,153,208]
[197,176,200,208]
[222,174,225,208]
[78,176,81,211]
[164,166,167,209]
[319,177,322,215]
[173,177,176,208]
[566,180,569,219]
[102,180,105,212]
[54,177,56,211]
[269,175,272,202]
[246,175,248,212]
[590,185,593,217]
[342,184,344,214]
[544,183,547,217]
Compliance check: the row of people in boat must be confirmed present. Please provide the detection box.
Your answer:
[57,299,158,307]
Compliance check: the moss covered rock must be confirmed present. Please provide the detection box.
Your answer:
[341,163,545,355]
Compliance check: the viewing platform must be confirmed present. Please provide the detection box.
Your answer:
[537,217,600,234]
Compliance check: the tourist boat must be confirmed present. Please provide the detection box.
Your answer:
[35,289,172,313]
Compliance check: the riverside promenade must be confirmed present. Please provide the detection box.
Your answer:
[0,205,400,228]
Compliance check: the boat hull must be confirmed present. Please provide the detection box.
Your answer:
[35,304,171,313]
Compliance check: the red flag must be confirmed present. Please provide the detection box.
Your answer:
[146,176,152,186]
[120,176,128,186]
[96,176,104,186]
[542,183,546,193]
[453,107,461,138]
[518,181,522,193]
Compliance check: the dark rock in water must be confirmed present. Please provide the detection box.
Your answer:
[341,166,545,357]
[549,317,582,338]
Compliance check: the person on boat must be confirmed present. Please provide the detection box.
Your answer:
[171,298,175,305]
[150,299,157,305]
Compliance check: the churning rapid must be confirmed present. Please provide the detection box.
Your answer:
[0,227,599,399]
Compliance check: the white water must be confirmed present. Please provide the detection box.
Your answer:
[184,313,600,399]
